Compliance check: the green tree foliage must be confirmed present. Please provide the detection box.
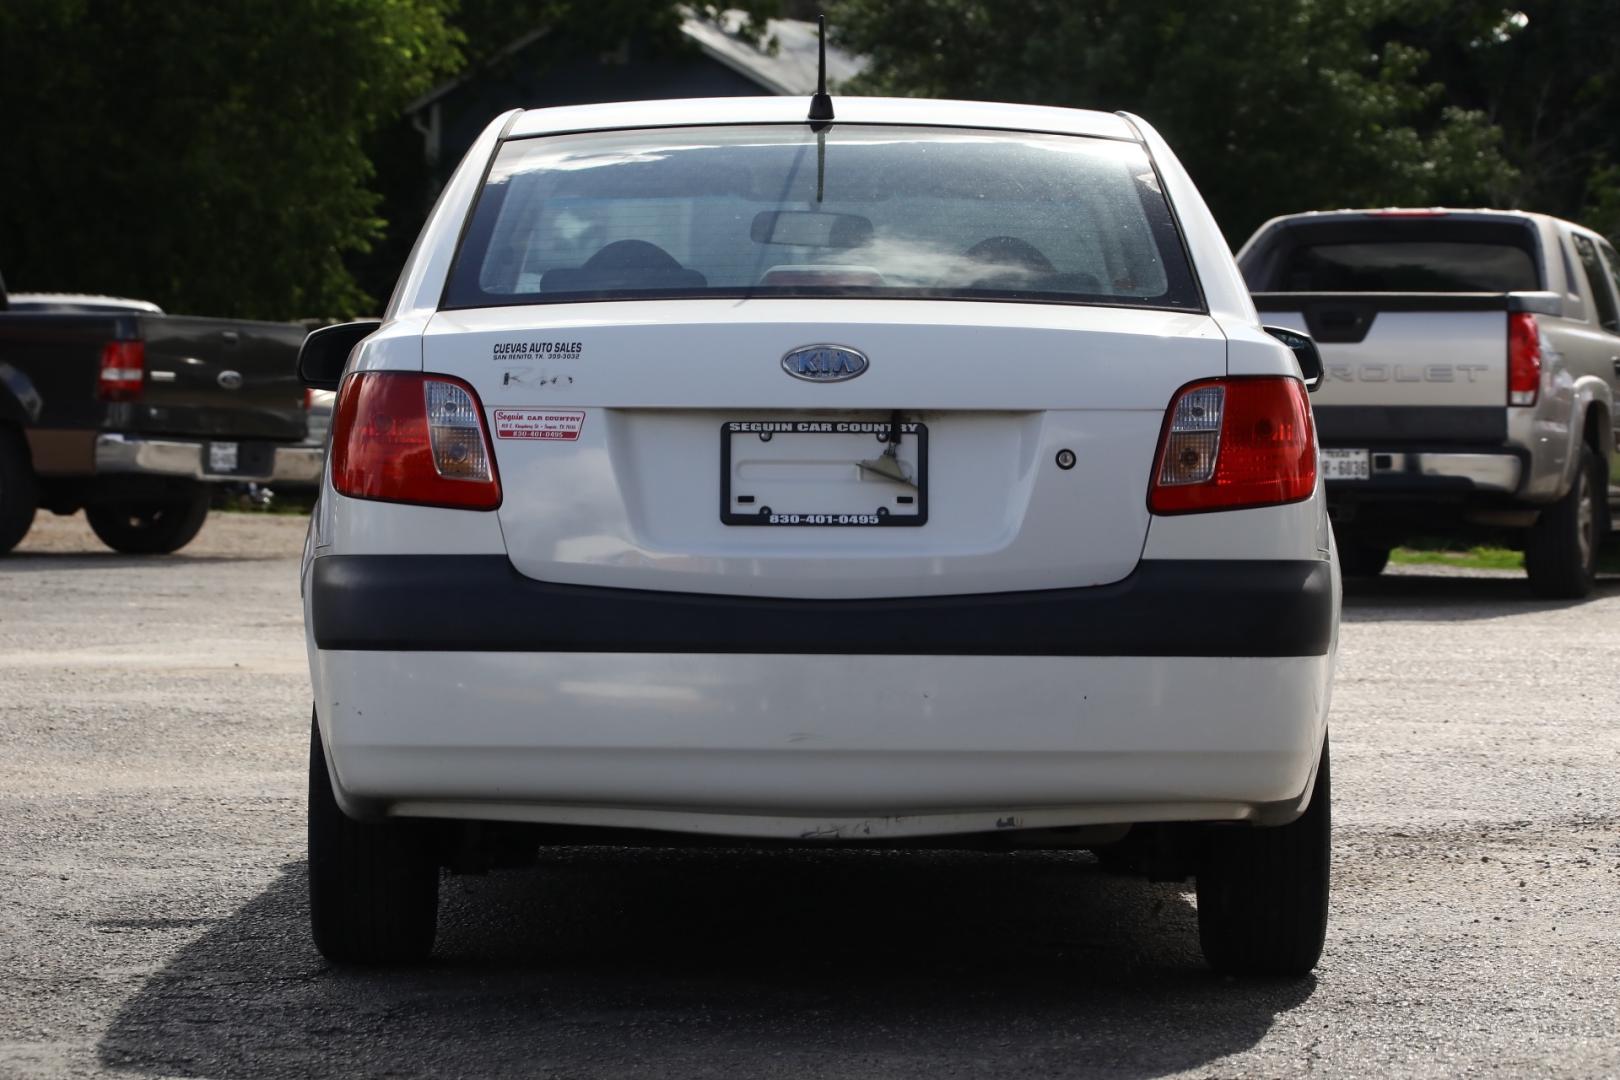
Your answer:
[0,0,462,319]
[829,0,1517,244]
[0,0,784,318]
[1397,1,1620,236]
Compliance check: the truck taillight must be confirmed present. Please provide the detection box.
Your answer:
[1508,312,1541,407]
[1149,377,1316,514]
[98,341,145,401]
[330,371,500,510]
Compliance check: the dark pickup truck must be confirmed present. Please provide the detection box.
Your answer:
[0,275,320,554]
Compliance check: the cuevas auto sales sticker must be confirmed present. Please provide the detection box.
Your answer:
[493,409,585,441]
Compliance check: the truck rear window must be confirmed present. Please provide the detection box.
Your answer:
[1248,219,1542,293]
[442,124,1201,312]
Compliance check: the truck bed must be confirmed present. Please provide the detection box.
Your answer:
[1251,291,1518,445]
[0,310,306,442]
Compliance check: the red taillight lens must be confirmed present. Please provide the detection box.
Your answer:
[330,371,501,510]
[98,341,145,401]
[1149,377,1316,514]
[1508,312,1541,407]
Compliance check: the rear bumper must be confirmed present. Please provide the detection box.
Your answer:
[310,555,1335,657]
[313,649,1331,836]
[94,433,323,484]
[308,556,1336,836]
[1326,448,1524,494]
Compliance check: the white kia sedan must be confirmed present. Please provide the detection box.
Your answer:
[298,95,1339,974]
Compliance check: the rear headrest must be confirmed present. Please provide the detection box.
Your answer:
[542,240,707,293]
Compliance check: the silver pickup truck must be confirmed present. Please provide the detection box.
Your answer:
[1238,209,1620,598]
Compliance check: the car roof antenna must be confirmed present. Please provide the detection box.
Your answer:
[808,14,834,128]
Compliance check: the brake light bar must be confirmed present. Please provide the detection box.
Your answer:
[1508,312,1541,407]
[1149,377,1316,514]
[330,371,501,510]
[98,341,145,401]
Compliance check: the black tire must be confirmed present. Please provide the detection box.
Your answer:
[1335,539,1390,578]
[0,428,38,554]
[1196,740,1330,976]
[1525,446,1601,599]
[85,486,210,554]
[308,712,439,964]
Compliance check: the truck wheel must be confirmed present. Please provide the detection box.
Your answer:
[1336,539,1390,578]
[1196,739,1330,976]
[0,429,38,554]
[308,712,439,964]
[1525,446,1600,599]
[85,486,210,554]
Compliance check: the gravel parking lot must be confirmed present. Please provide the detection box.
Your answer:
[2,512,1617,1079]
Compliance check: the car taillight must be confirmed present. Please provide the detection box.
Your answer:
[1508,312,1541,407]
[330,371,500,510]
[98,341,145,401]
[1149,377,1316,514]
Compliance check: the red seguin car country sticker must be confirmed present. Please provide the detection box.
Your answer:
[492,409,586,441]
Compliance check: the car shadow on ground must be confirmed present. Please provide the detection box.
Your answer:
[98,849,1314,1079]
[1341,572,1620,622]
[0,551,282,572]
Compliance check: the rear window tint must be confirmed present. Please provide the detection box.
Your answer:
[1279,241,1537,292]
[1246,218,1543,293]
[1572,234,1620,331]
[442,124,1201,312]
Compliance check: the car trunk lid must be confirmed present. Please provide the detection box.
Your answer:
[423,299,1225,599]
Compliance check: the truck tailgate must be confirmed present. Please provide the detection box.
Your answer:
[133,315,306,441]
[1253,292,1508,443]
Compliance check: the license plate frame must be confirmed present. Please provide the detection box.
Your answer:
[207,441,240,475]
[720,420,930,527]
[1320,447,1371,481]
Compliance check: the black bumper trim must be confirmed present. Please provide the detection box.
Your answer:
[1313,406,1506,444]
[311,556,1334,657]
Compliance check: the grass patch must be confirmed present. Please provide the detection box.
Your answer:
[1390,540,1620,573]
[212,487,318,515]
[1389,545,1523,571]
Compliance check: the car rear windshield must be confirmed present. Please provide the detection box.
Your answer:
[1251,219,1542,292]
[441,124,1201,311]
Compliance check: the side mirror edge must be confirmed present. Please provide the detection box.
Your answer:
[1262,324,1324,394]
[297,320,382,391]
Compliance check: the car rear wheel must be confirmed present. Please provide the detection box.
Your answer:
[1335,538,1390,578]
[0,428,38,554]
[1525,446,1601,599]
[1196,739,1330,976]
[308,711,439,964]
[85,486,210,554]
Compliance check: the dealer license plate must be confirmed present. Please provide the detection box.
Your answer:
[1320,448,1370,481]
[207,441,240,474]
[721,419,929,526]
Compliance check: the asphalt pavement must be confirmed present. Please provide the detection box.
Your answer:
[1,512,1617,1078]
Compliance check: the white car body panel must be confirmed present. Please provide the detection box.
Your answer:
[304,96,1338,840]
[502,95,1142,143]
[426,301,1223,597]
[315,650,1329,835]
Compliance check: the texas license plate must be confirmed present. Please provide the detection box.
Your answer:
[1320,448,1370,481]
[721,419,929,526]
[207,441,240,474]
